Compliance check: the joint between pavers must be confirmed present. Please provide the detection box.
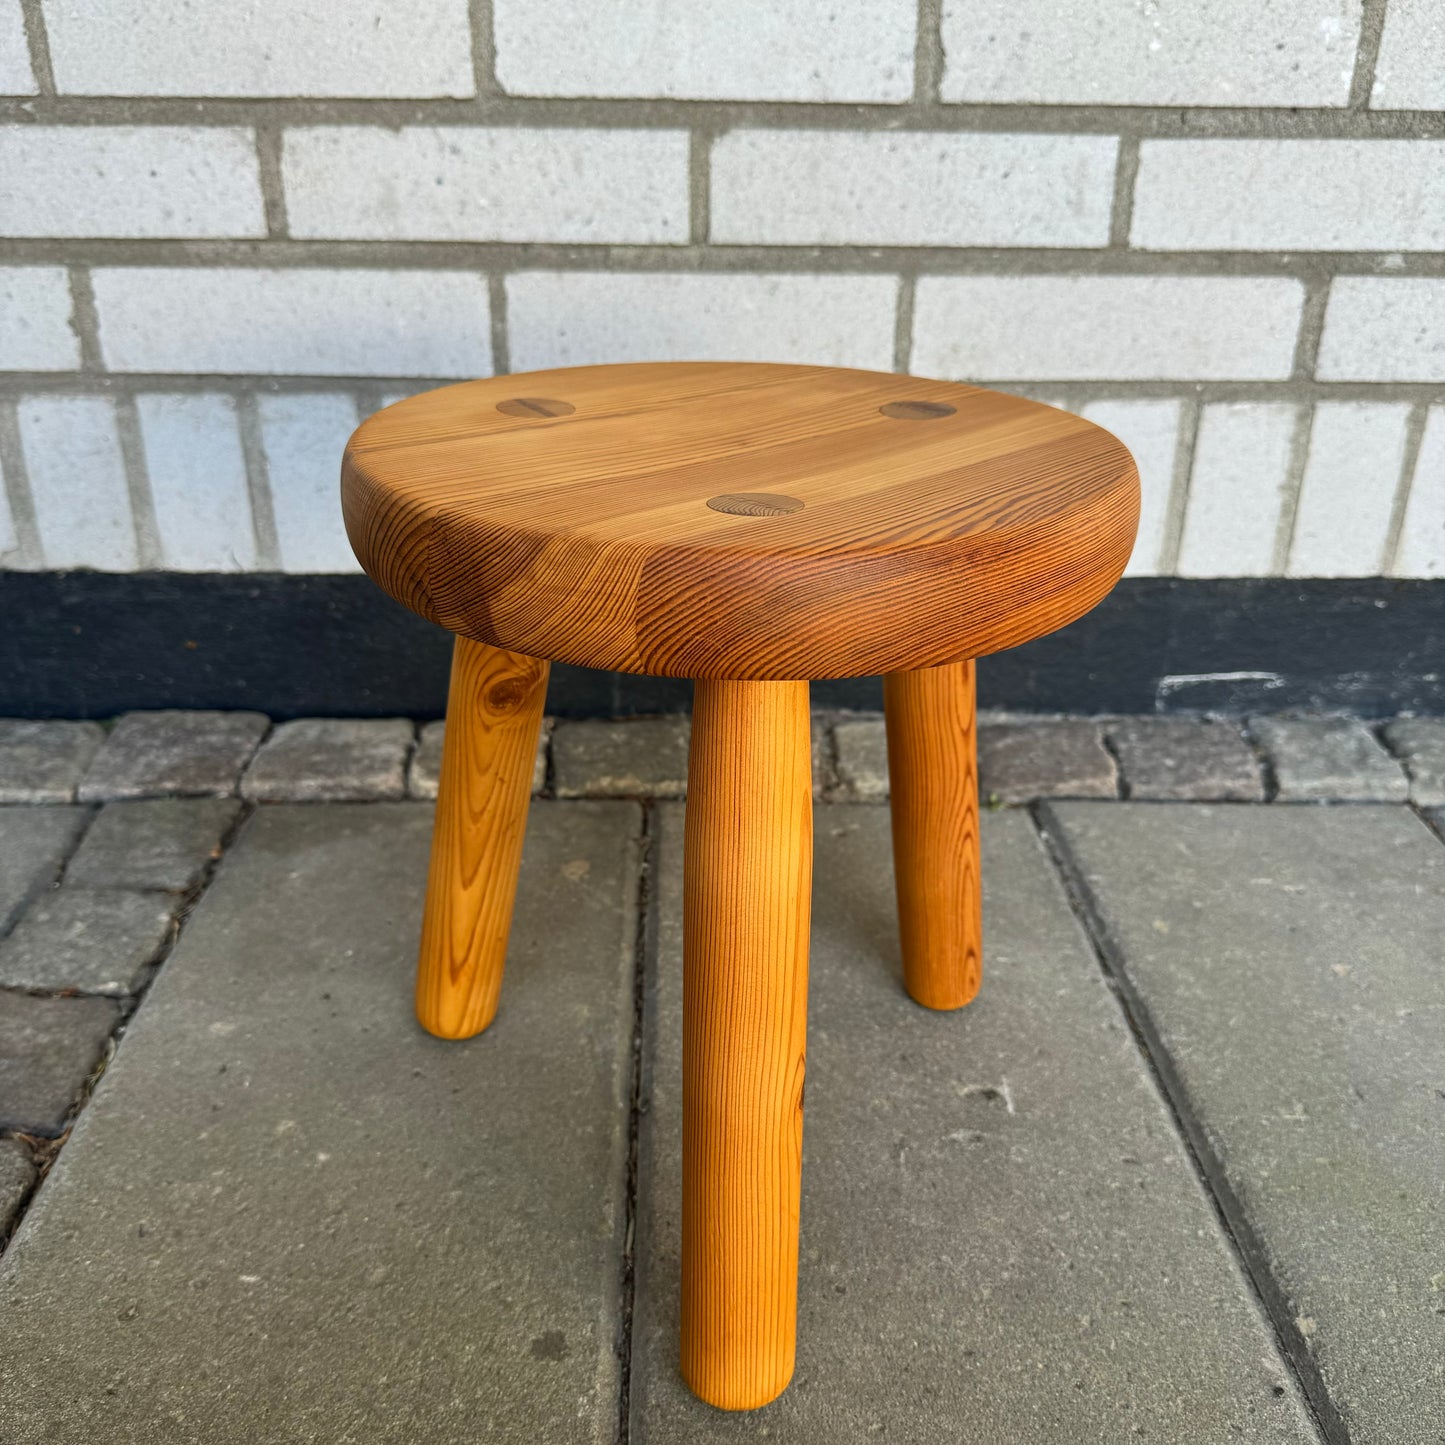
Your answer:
[1028,801,1351,1445]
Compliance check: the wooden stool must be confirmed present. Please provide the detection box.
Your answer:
[342,362,1138,1411]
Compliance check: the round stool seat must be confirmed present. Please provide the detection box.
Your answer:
[342,362,1138,680]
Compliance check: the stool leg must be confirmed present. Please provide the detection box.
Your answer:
[681,678,812,1411]
[414,635,550,1040]
[882,659,981,1010]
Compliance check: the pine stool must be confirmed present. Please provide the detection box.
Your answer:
[341,362,1138,1411]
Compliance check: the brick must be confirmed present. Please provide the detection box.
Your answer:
[911,276,1302,381]
[137,394,257,571]
[409,718,550,799]
[258,394,361,573]
[1176,403,1297,577]
[284,127,689,243]
[92,268,492,378]
[1383,718,1445,807]
[1250,716,1409,802]
[0,1137,34,1237]
[66,798,242,892]
[710,131,1116,247]
[833,716,889,801]
[0,992,120,1135]
[552,718,689,798]
[44,0,473,99]
[240,718,413,802]
[0,268,79,371]
[941,0,1359,106]
[0,126,265,239]
[80,712,269,801]
[1287,402,1411,578]
[0,807,89,934]
[0,0,34,94]
[1080,400,1180,576]
[1133,140,1445,252]
[494,0,914,102]
[0,721,103,804]
[0,890,176,994]
[508,272,898,373]
[1317,278,1445,382]
[1371,0,1445,110]
[1108,717,1263,801]
[1394,406,1445,578]
[18,397,137,571]
[978,719,1117,803]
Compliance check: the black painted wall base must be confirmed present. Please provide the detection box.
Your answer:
[1,572,1441,719]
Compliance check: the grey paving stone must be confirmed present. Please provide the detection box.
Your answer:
[553,717,690,798]
[978,718,1117,803]
[1382,717,1445,807]
[79,711,269,802]
[1047,802,1445,1444]
[832,714,888,800]
[631,805,1315,1441]
[0,720,104,804]
[1250,716,1409,803]
[1108,716,1264,801]
[240,718,413,802]
[0,807,89,935]
[409,717,552,799]
[0,1138,35,1237]
[65,797,242,892]
[0,800,639,1442]
[0,992,120,1136]
[0,891,177,994]
[809,713,834,800]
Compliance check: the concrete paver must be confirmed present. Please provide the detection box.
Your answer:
[240,718,413,801]
[0,890,176,993]
[409,718,551,799]
[0,1139,34,1237]
[0,721,104,804]
[553,717,690,798]
[0,992,120,1135]
[0,806,89,933]
[978,718,1117,802]
[1047,801,1445,1444]
[1250,716,1409,802]
[79,712,269,801]
[1108,717,1264,800]
[630,805,1318,1442]
[0,800,641,1444]
[1381,717,1445,806]
[65,797,242,892]
[832,716,889,800]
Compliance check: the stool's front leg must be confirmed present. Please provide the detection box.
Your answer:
[682,678,812,1410]
[883,659,981,1010]
[415,635,549,1040]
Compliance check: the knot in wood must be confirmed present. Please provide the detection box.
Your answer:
[705,493,805,517]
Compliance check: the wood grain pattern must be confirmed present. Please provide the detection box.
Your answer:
[343,362,1140,681]
[681,678,812,1410]
[883,661,982,1010]
[414,635,549,1040]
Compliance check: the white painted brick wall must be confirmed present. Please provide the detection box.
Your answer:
[1079,400,1181,577]
[0,127,266,239]
[710,131,1117,248]
[507,273,899,373]
[0,0,34,94]
[1317,279,1445,382]
[283,128,690,244]
[44,0,474,98]
[0,268,79,371]
[1176,404,1298,577]
[136,394,257,571]
[1287,403,1411,578]
[1132,141,1445,252]
[1370,0,1445,111]
[912,276,1303,381]
[940,0,1361,106]
[1394,408,1445,579]
[259,394,361,573]
[17,396,137,570]
[493,0,915,102]
[92,268,492,377]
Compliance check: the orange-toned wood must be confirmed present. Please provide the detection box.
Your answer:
[414,635,549,1040]
[342,362,1140,681]
[883,661,982,1010]
[681,678,812,1411]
